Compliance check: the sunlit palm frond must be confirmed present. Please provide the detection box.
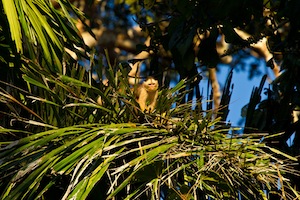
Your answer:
[0,111,299,199]
[2,0,85,73]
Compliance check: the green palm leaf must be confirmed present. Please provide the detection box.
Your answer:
[2,0,85,73]
[2,0,22,53]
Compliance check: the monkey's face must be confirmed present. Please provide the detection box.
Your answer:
[144,78,158,92]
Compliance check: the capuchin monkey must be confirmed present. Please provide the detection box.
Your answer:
[134,77,159,112]
[97,76,159,112]
[97,59,159,112]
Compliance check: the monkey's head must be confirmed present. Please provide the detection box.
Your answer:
[143,77,159,92]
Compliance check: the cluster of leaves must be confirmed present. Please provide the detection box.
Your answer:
[0,0,87,130]
[1,0,300,199]
[1,93,299,199]
[135,0,300,194]
[1,0,89,72]
[232,0,300,173]
[129,0,263,71]
[1,52,299,199]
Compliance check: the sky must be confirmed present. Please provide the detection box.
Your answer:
[165,53,271,127]
[209,55,295,146]
[202,55,275,127]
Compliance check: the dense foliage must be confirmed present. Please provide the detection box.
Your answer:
[0,0,299,199]
[132,0,300,190]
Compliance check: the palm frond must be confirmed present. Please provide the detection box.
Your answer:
[0,113,298,199]
[2,0,86,73]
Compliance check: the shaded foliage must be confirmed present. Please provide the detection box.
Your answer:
[1,98,299,199]
[133,0,300,193]
[0,0,300,199]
